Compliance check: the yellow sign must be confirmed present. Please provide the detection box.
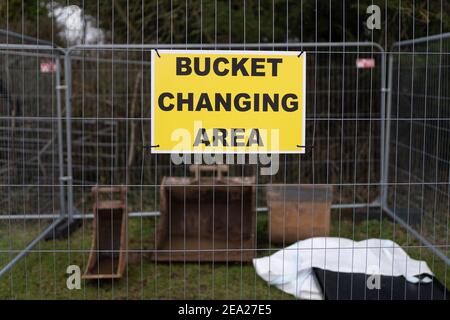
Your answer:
[151,50,306,153]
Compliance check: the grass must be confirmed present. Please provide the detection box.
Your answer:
[0,212,448,299]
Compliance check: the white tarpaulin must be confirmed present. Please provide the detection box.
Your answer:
[253,237,433,300]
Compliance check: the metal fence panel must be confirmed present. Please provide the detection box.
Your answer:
[0,20,448,299]
[66,45,383,208]
[385,35,450,265]
[0,45,67,280]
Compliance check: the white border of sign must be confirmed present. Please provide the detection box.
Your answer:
[151,49,306,154]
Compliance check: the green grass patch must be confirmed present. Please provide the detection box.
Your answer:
[0,214,448,299]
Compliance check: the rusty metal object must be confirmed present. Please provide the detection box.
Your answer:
[267,184,333,244]
[154,165,256,262]
[83,186,128,279]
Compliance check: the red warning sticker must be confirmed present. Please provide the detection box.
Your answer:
[40,61,57,73]
[356,58,375,69]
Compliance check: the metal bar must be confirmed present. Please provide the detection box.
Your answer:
[0,44,65,55]
[380,51,387,207]
[383,206,450,265]
[0,202,380,220]
[392,32,450,48]
[0,212,160,220]
[0,116,396,121]
[0,50,62,59]
[0,28,59,47]
[0,217,64,278]
[67,42,385,53]
[381,54,394,206]
[70,54,152,66]
[64,54,74,221]
[55,58,66,218]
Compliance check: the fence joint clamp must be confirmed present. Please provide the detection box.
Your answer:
[59,176,73,182]
[143,144,160,150]
[56,85,67,90]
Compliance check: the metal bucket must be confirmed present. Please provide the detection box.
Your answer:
[267,184,333,244]
[83,186,128,279]
[154,165,256,262]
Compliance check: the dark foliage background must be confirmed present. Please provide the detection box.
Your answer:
[0,1,449,49]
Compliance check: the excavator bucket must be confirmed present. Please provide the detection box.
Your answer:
[267,184,333,244]
[83,186,128,279]
[154,165,256,262]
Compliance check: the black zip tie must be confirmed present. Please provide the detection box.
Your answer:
[296,144,314,149]
[143,144,160,149]
[297,51,304,58]
[155,49,161,58]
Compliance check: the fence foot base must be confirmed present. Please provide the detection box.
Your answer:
[44,210,82,241]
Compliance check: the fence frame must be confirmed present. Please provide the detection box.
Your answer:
[16,39,450,280]
[64,41,387,210]
[0,42,68,277]
[381,32,450,266]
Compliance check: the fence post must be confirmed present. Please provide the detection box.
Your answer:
[55,57,66,218]
[64,52,74,222]
[381,53,394,209]
[379,50,387,207]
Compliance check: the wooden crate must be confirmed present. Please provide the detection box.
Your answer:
[267,184,333,244]
[153,165,256,262]
[82,186,128,280]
